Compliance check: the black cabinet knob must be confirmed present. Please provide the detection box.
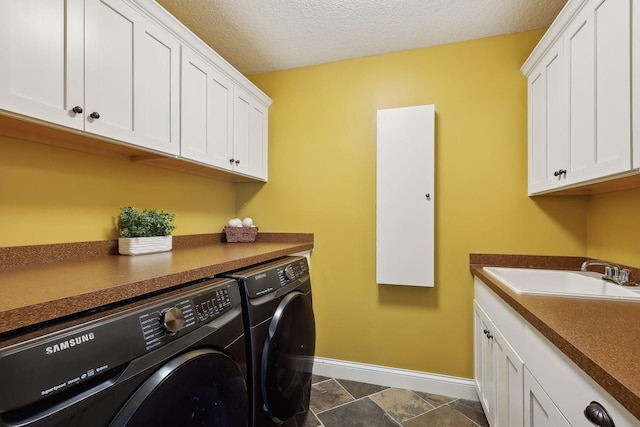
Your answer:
[89,112,100,119]
[584,401,615,427]
[71,106,83,114]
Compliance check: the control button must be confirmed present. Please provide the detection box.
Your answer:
[283,265,295,280]
[161,307,185,336]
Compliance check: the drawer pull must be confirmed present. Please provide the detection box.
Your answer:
[584,401,615,427]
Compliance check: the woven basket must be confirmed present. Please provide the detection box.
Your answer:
[224,226,258,243]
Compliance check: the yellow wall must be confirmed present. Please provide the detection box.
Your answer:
[0,136,236,246]
[587,187,640,266]
[241,30,588,378]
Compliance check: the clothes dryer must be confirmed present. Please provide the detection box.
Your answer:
[0,277,248,427]
[230,256,316,427]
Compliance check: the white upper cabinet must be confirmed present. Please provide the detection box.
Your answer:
[0,0,180,155]
[180,49,268,181]
[522,0,635,195]
[0,0,271,181]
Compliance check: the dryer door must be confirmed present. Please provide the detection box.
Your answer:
[110,349,248,427]
[261,291,316,423]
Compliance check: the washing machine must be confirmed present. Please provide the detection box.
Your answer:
[0,277,248,427]
[230,256,316,427]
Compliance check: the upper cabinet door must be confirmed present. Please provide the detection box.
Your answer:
[565,0,632,184]
[84,0,180,155]
[233,86,268,181]
[523,0,634,195]
[134,14,181,155]
[527,42,569,194]
[180,47,234,168]
[84,0,137,142]
[0,0,84,129]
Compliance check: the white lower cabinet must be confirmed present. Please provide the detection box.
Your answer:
[474,277,638,427]
[474,300,523,427]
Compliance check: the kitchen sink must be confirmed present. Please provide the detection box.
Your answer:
[482,266,640,301]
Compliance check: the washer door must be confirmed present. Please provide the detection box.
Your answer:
[261,291,316,423]
[110,349,247,427]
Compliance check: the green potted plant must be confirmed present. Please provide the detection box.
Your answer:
[117,206,176,255]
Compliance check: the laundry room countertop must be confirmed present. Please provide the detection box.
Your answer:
[470,254,640,422]
[0,233,313,335]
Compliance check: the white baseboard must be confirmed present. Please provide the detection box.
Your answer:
[312,357,478,401]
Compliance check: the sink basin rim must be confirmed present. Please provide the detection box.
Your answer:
[482,266,640,301]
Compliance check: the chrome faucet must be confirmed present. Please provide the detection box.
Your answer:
[580,260,635,286]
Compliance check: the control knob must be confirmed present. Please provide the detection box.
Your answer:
[161,307,185,336]
[283,265,295,281]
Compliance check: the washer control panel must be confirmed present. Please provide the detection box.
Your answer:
[137,280,236,351]
[138,298,195,351]
[194,286,232,322]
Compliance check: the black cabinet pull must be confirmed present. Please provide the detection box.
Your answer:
[71,106,83,114]
[89,112,100,119]
[584,401,615,427]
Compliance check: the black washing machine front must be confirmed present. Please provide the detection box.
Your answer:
[0,277,248,427]
[230,256,315,427]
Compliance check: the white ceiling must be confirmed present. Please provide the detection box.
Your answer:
[157,0,568,75]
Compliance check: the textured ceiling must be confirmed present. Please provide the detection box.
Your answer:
[157,0,568,75]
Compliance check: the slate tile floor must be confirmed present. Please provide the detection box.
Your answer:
[303,376,489,427]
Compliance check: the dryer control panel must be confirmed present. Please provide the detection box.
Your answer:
[277,259,308,287]
[234,256,309,299]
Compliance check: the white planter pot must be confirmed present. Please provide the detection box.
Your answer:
[118,236,172,256]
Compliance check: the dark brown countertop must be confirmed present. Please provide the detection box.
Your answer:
[0,233,313,336]
[470,254,640,421]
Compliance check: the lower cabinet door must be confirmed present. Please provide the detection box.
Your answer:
[474,302,496,425]
[524,367,570,427]
[494,328,524,427]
